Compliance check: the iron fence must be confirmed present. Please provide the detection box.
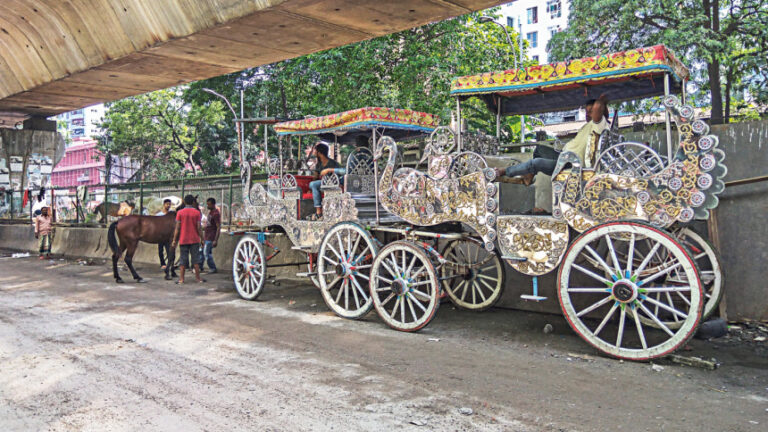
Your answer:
[0,173,266,230]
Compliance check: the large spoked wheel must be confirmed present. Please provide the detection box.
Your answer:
[631,227,724,330]
[674,227,723,322]
[558,222,703,361]
[440,239,505,311]
[317,223,378,319]
[233,236,266,300]
[370,241,440,332]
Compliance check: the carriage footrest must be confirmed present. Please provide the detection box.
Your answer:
[521,276,546,301]
[295,272,317,278]
[520,294,548,302]
[291,246,312,251]
[501,255,528,262]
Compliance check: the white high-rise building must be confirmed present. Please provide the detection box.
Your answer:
[498,0,570,65]
[56,103,105,145]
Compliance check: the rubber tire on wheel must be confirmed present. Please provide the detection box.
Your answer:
[317,223,378,319]
[558,221,703,361]
[233,236,266,300]
[440,239,505,311]
[370,241,440,332]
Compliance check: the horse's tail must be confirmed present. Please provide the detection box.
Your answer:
[107,221,119,254]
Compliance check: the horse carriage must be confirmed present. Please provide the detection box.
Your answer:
[233,45,726,361]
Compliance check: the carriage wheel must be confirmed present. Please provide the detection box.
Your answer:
[633,227,724,330]
[232,236,266,300]
[440,239,505,311]
[558,222,703,361]
[317,223,378,319]
[370,241,440,332]
[674,228,723,322]
[307,257,321,289]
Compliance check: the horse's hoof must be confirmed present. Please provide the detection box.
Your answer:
[116,279,124,284]
[135,278,147,283]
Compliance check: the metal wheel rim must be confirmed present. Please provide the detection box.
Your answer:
[558,222,703,361]
[441,239,504,311]
[318,223,378,319]
[233,236,266,300]
[370,241,439,332]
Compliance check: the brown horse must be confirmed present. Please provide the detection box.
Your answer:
[108,212,177,283]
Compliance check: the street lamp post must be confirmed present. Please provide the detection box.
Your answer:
[478,16,517,69]
[478,16,525,144]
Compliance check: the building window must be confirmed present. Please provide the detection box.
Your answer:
[547,0,562,19]
[527,32,538,48]
[507,16,514,28]
[532,55,540,64]
[527,7,538,24]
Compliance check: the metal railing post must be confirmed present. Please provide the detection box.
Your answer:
[139,171,145,215]
[227,173,234,231]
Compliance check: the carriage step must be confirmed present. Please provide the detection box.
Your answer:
[501,255,528,262]
[295,272,317,278]
[520,294,548,302]
[291,245,312,251]
[521,276,547,302]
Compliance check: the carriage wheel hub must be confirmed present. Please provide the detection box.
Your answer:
[612,280,638,303]
[463,268,477,281]
[336,262,352,277]
[391,279,408,295]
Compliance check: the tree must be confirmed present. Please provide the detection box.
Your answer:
[548,0,768,123]
[98,88,226,179]
[185,10,529,154]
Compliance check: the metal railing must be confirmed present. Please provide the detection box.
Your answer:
[0,172,267,230]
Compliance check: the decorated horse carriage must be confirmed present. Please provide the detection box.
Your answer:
[441,44,726,360]
[232,107,447,321]
[232,45,726,361]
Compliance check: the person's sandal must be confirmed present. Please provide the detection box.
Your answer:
[306,213,323,221]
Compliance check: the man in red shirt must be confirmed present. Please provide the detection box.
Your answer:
[200,197,221,273]
[171,195,204,284]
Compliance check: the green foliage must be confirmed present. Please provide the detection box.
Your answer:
[102,9,531,179]
[98,88,226,179]
[185,10,526,157]
[548,0,768,122]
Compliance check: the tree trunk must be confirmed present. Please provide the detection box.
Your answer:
[706,0,724,125]
[724,69,732,123]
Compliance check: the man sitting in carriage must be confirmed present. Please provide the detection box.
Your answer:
[494,94,610,185]
[306,142,343,221]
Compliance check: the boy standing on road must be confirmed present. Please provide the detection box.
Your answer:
[35,206,53,260]
[200,197,221,274]
[171,195,204,284]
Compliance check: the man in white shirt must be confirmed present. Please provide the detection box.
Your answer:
[495,95,610,185]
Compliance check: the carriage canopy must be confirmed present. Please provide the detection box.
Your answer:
[449,45,690,116]
[273,107,439,144]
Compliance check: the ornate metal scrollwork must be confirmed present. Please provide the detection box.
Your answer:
[345,147,375,195]
[595,142,666,178]
[461,131,500,155]
[448,151,488,179]
[320,173,341,191]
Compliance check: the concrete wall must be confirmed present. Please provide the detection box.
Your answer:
[0,224,308,281]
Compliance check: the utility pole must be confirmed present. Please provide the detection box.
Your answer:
[519,16,525,144]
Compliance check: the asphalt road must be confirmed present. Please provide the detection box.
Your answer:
[1,256,767,431]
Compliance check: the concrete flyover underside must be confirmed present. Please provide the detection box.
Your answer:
[0,0,505,125]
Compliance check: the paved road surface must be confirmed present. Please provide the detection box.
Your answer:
[1,256,767,431]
